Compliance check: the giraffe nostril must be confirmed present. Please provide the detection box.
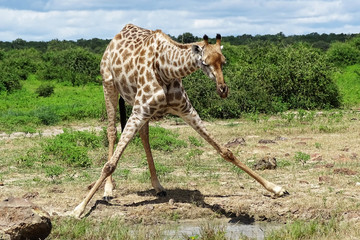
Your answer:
[217,84,229,98]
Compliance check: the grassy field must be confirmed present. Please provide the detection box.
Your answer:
[0,76,105,133]
[1,109,360,239]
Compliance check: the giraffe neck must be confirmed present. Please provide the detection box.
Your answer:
[157,40,201,82]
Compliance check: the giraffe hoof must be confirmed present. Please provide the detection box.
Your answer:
[102,196,114,202]
[156,191,167,197]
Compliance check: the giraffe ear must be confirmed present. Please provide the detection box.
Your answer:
[191,45,203,59]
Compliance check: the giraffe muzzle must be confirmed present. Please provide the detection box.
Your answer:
[217,84,229,99]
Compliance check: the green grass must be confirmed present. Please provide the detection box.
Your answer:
[333,64,360,107]
[265,217,342,240]
[0,76,105,132]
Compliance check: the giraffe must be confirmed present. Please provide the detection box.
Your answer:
[71,24,288,218]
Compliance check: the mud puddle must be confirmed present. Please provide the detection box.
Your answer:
[164,220,282,240]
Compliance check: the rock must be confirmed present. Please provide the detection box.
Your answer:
[333,168,357,175]
[253,156,277,170]
[225,137,246,148]
[0,197,52,240]
[258,139,276,144]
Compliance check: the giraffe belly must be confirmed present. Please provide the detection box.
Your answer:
[113,78,137,106]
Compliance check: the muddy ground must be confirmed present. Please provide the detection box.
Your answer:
[1,114,360,232]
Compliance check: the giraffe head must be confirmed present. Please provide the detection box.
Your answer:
[192,34,228,98]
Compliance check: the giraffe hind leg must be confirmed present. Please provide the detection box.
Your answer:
[139,122,166,196]
[102,79,119,199]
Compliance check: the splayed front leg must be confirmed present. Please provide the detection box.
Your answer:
[179,107,289,197]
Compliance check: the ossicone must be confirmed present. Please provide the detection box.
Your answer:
[216,34,221,45]
[203,34,209,45]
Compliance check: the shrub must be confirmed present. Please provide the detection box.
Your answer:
[35,83,55,97]
[33,106,60,125]
[327,41,360,66]
[43,129,102,167]
[41,48,101,86]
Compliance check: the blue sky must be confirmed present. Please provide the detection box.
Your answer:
[0,0,359,41]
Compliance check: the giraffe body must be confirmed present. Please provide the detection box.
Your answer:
[72,24,288,218]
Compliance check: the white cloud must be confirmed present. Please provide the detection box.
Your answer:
[0,0,359,41]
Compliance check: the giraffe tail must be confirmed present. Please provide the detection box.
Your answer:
[119,96,127,133]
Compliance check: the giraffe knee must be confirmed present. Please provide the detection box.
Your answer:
[103,162,116,176]
[220,148,236,163]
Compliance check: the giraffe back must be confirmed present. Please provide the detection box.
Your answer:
[100,24,160,106]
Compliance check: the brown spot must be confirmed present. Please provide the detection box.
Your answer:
[178,69,185,77]
[142,94,147,104]
[135,100,140,105]
[147,61,152,68]
[114,68,121,78]
[173,81,180,88]
[122,49,131,62]
[157,94,165,102]
[131,86,137,92]
[143,85,151,93]
[116,58,121,65]
[129,44,134,51]
[167,93,174,102]
[140,49,146,56]
[139,76,145,85]
[115,34,122,40]
[160,55,165,65]
[150,107,157,113]
[175,91,182,100]
[146,70,153,81]
[109,42,115,51]
[123,86,130,94]
[102,52,108,60]
[139,56,145,65]
[137,89,142,97]
[139,66,145,75]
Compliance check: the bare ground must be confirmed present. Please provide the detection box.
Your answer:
[1,113,360,231]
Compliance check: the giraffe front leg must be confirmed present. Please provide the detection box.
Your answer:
[180,107,289,197]
[71,113,149,218]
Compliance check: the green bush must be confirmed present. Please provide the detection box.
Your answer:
[327,41,360,66]
[43,129,102,167]
[33,106,60,125]
[35,83,55,97]
[184,42,340,118]
[41,48,101,86]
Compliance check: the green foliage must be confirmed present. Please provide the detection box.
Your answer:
[43,129,102,167]
[41,47,101,86]
[32,106,60,125]
[327,41,360,66]
[133,126,187,151]
[44,165,65,181]
[188,136,204,147]
[266,218,340,240]
[333,64,360,106]
[184,42,340,118]
[35,83,55,97]
[294,152,310,166]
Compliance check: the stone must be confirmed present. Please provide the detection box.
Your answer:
[0,197,52,240]
[225,137,246,148]
[258,139,276,144]
[253,156,277,170]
